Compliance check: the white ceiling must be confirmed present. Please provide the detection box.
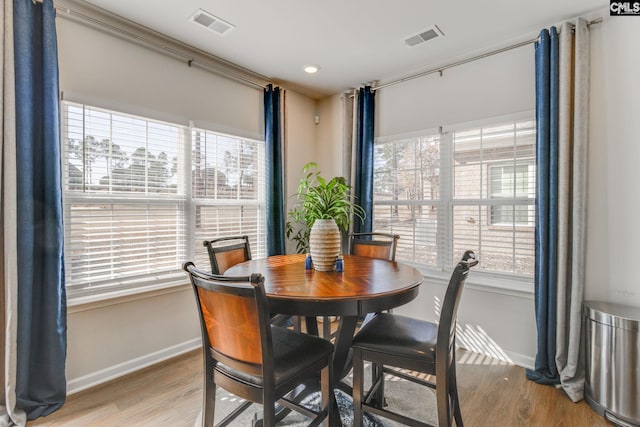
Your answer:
[81,0,606,99]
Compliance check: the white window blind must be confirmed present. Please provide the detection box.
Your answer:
[191,128,266,268]
[373,115,536,277]
[62,102,265,297]
[373,134,442,267]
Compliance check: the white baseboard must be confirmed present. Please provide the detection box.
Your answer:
[457,342,535,370]
[67,338,201,395]
[506,350,535,370]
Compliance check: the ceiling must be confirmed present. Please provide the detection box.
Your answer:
[80,0,606,99]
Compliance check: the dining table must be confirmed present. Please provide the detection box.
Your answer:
[225,253,424,408]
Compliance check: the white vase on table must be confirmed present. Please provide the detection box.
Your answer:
[309,218,341,271]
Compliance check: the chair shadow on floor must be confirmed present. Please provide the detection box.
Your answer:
[204,364,438,427]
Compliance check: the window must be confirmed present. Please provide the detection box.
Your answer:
[190,128,266,269]
[488,164,533,225]
[373,115,535,277]
[62,102,265,297]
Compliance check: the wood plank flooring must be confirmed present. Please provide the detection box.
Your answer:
[28,349,611,427]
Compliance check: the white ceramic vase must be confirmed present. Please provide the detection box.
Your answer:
[309,218,341,271]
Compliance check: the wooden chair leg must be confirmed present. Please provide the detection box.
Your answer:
[450,366,463,426]
[437,378,452,427]
[453,391,463,427]
[353,349,364,427]
[370,362,385,408]
[202,377,215,427]
[322,316,332,340]
[320,360,331,427]
[263,400,276,427]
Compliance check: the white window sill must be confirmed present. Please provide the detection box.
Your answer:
[67,279,191,314]
[405,262,534,299]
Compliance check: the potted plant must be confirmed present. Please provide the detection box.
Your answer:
[286,162,365,271]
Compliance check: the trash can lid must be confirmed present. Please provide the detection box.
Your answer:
[583,301,640,331]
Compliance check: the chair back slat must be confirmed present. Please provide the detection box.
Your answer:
[196,285,262,365]
[184,263,268,369]
[437,250,478,364]
[351,241,393,260]
[349,232,400,261]
[212,246,251,275]
[203,235,252,274]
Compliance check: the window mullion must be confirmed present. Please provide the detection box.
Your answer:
[478,127,484,260]
[512,124,517,271]
[185,123,195,264]
[110,115,116,279]
[438,130,453,269]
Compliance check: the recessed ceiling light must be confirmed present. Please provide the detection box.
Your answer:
[303,65,320,74]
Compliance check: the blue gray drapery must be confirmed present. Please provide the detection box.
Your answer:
[13,0,67,419]
[264,84,286,255]
[353,86,375,234]
[527,26,560,386]
[527,20,590,403]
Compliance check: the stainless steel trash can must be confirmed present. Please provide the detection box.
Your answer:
[584,301,640,427]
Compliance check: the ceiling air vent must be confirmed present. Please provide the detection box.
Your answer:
[189,9,235,36]
[405,25,444,47]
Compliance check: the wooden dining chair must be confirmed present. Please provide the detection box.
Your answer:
[202,235,252,275]
[351,250,478,427]
[349,232,400,262]
[183,262,334,427]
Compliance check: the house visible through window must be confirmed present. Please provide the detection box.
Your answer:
[373,114,536,277]
[489,164,533,226]
[62,102,265,297]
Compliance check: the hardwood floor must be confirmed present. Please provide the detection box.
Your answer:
[28,349,611,427]
[454,351,610,427]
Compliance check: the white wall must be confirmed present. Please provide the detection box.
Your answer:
[283,91,319,254]
[315,94,345,179]
[377,46,535,136]
[57,19,263,141]
[586,17,640,306]
[283,92,346,254]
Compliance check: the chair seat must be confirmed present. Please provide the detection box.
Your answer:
[215,325,334,387]
[352,313,438,370]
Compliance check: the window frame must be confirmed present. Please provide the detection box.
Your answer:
[61,101,266,302]
[487,162,535,227]
[373,112,535,293]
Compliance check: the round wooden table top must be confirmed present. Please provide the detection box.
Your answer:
[225,253,423,316]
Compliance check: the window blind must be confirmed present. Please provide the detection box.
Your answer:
[373,116,536,277]
[62,103,266,297]
[191,129,266,268]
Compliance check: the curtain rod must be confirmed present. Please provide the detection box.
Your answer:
[372,17,603,92]
[37,0,602,95]
[35,0,268,91]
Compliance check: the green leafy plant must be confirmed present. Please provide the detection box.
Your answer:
[286,162,365,253]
